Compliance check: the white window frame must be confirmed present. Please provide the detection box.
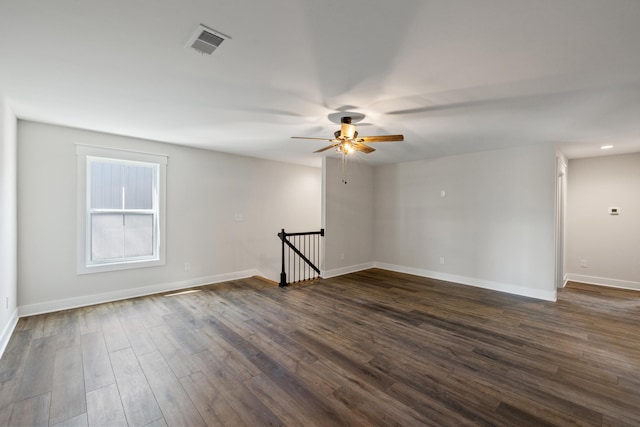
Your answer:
[76,145,167,274]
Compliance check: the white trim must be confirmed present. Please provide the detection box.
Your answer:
[75,144,169,161]
[565,274,640,292]
[77,145,167,274]
[374,262,557,302]
[18,269,261,317]
[320,157,327,274]
[555,156,568,289]
[0,309,19,358]
[322,262,375,279]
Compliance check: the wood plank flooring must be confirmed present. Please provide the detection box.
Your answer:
[0,269,639,426]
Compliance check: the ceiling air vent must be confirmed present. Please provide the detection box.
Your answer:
[186,25,228,55]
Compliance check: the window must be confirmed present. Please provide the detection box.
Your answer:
[77,145,166,274]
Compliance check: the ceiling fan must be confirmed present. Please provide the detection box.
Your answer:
[292,116,404,155]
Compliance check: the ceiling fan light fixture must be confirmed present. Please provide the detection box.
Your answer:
[339,142,355,155]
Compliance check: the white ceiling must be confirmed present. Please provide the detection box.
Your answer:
[2,0,640,167]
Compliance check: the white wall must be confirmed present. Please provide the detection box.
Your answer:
[0,97,18,353]
[322,157,375,276]
[18,121,321,314]
[565,153,640,290]
[374,143,558,301]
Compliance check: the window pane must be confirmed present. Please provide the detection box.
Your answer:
[124,165,153,209]
[90,162,154,210]
[124,214,154,257]
[91,214,124,261]
[90,162,124,209]
[91,214,155,261]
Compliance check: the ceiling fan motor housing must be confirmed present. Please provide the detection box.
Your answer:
[340,122,357,139]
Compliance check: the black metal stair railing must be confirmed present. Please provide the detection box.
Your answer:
[278,228,324,287]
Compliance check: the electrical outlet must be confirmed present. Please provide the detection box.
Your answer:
[580,259,588,268]
[440,190,446,198]
[440,257,445,265]
[340,252,345,260]
[184,262,191,271]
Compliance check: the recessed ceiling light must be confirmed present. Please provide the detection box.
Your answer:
[600,145,613,150]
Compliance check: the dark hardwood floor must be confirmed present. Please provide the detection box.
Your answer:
[0,269,639,426]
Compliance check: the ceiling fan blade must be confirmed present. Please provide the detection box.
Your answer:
[314,143,340,153]
[358,134,404,143]
[352,142,376,154]
[291,136,334,141]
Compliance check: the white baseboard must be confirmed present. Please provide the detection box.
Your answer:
[17,260,571,318]
[374,262,557,302]
[565,273,640,291]
[0,308,19,358]
[322,262,375,279]
[18,269,262,317]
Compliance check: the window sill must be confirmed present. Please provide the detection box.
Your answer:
[77,258,165,275]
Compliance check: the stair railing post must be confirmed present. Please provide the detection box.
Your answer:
[279,229,288,287]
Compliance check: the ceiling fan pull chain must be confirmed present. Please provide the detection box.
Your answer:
[341,154,348,184]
